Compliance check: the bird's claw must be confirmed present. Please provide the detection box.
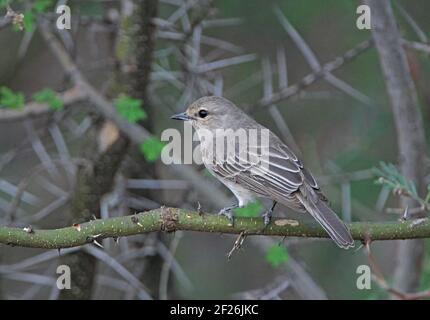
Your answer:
[263,210,272,226]
[263,201,277,227]
[218,205,237,226]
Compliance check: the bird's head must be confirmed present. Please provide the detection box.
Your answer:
[171,96,243,130]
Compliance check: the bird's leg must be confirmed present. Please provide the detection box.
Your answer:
[263,201,277,226]
[218,204,238,225]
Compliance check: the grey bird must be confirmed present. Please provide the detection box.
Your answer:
[171,96,354,249]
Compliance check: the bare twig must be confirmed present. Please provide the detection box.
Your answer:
[402,39,430,54]
[273,5,373,107]
[227,231,247,260]
[159,231,184,299]
[364,239,430,300]
[253,39,373,109]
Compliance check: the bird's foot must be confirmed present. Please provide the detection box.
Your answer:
[262,209,272,226]
[263,201,277,227]
[218,204,238,226]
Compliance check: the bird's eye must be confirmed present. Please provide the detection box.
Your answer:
[198,109,208,118]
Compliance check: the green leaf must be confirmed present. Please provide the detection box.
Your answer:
[0,86,25,109]
[374,162,418,198]
[33,0,53,13]
[266,244,289,267]
[0,0,10,8]
[33,88,64,110]
[23,10,34,32]
[234,201,262,217]
[114,94,146,123]
[139,137,165,162]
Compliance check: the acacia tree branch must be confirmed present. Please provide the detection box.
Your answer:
[1,208,430,249]
[252,38,373,109]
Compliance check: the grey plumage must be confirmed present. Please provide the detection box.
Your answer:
[172,96,354,249]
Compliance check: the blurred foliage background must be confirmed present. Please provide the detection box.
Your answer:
[0,0,429,300]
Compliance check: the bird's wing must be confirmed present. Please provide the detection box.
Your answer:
[211,142,320,203]
[210,140,354,248]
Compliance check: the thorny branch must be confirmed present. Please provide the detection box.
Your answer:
[1,207,430,249]
[252,39,374,110]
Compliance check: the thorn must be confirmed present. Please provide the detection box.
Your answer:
[23,226,34,234]
[131,215,143,227]
[58,248,61,256]
[113,237,120,245]
[363,234,372,249]
[197,201,203,215]
[93,239,104,249]
[227,231,247,260]
[353,242,364,253]
[91,214,97,220]
[86,234,103,248]
[279,236,287,245]
[401,206,409,221]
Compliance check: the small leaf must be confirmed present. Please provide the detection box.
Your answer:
[266,244,289,267]
[374,162,418,198]
[234,201,262,217]
[33,88,64,110]
[0,0,9,8]
[0,86,25,109]
[139,137,165,162]
[33,0,53,13]
[114,94,146,123]
[23,10,34,32]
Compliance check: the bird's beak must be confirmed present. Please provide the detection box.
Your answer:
[171,112,192,121]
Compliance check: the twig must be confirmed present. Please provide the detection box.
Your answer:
[38,19,228,210]
[395,2,428,44]
[364,239,430,300]
[159,231,184,299]
[0,86,85,123]
[38,21,151,145]
[227,231,247,260]
[252,39,373,109]
[84,246,152,299]
[402,39,430,54]
[273,5,373,107]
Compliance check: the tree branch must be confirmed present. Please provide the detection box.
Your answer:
[252,38,373,109]
[0,86,85,122]
[364,0,428,293]
[1,208,430,249]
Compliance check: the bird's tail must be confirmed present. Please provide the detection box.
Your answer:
[297,187,354,249]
